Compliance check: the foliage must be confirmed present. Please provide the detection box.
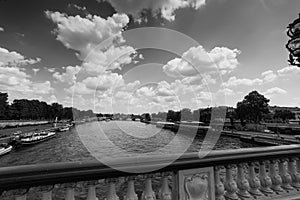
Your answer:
[166,110,181,122]
[273,109,295,122]
[180,108,192,121]
[141,113,151,121]
[0,92,95,121]
[0,92,9,119]
[236,91,270,124]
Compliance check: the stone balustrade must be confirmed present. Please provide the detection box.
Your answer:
[1,145,300,199]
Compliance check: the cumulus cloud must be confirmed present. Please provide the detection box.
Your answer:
[218,88,235,96]
[103,0,206,21]
[32,68,40,75]
[0,66,30,86]
[0,47,41,67]
[195,91,212,101]
[264,87,287,97]
[82,73,124,91]
[46,11,136,75]
[47,11,142,110]
[222,76,263,88]
[0,27,4,32]
[163,45,240,77]
[261,70,277,82]
[0,66,54,99]
[0,46,54,102]
[53,65,81,85]
[277,65,300,76]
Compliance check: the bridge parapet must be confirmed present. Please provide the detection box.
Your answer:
[1,145,300,199]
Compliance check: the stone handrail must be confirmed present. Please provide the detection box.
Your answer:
[1,145,300,199]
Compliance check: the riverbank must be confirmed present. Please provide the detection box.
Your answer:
[0,120,50,129]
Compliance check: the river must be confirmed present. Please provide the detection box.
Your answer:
[0,121,256,167]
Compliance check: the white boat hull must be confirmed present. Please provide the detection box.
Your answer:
[20,132,56,145]
[0,146,12,156]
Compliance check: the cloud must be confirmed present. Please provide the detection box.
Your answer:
[264,87,287,97]
[261,70,277,82]
[53,65,81,85]
[195,91,212,101]
[32,68,40,75]
[0,46,41,67]
[277,65,300,77]
[0,66,54,99]
[0,46,54,102]
[48,95,58,104]
[218,88,235,96]
[46,67,56,73]
[82,73,124,91]
[163,45,240,77]
[0,27,4,32]
[103,0,206,21]
[46,11,136,74]
[0,66,30,86]
[222,76,263,87]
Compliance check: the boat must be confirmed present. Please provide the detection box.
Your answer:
[0,144,12,156]
[19,131,56,145]
[57,126,70,132]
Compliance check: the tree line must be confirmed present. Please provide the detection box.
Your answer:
[0,92,95,121]
[0,91,296,123]
[149,91,296,124]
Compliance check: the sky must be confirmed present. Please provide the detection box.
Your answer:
[0,0,300,114]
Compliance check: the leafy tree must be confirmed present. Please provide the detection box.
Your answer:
[199,108,212,124]
[166,110,181,122]
[274,110,295,123]
[145,113,151,121]
[180,108,192,121]
[226,109,236,126]
[0,92,9,119]
[236,91,270,124]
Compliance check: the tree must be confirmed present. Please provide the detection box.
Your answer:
[236,91,270,124]
[199,108,211,124]
[166,110,181,122]
[180,108,192,121]
[274,110,295,123]
[235,102,248,126]
[226,109,236,126]
[0,92,9,119]
[145,113,151,121]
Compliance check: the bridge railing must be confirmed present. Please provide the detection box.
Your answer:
[1,145,300,199]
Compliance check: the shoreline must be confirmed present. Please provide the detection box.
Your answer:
[0,120,50,130]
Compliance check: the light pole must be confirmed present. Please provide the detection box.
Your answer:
[286,13,300,67]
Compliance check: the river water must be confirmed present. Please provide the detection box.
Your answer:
[0,121,256,167]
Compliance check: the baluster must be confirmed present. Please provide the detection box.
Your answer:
[288,158,300,189]
[124,177,138,200]
[15,195,26,200]
[269,160,284,193]
[40,185,54,200]
[297,158,300,173]
[214,166,225,200]
[279,159,293,191]
[86,180,99,200]
[236,163,251,198]
[259,161,273,194]
[142,175,156,200]
[106,179,119,200]
[224,164,238,200]
[65,183,76,200]
[248,162,263,197]
[159,173,172,200]
[14,189,28,200]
